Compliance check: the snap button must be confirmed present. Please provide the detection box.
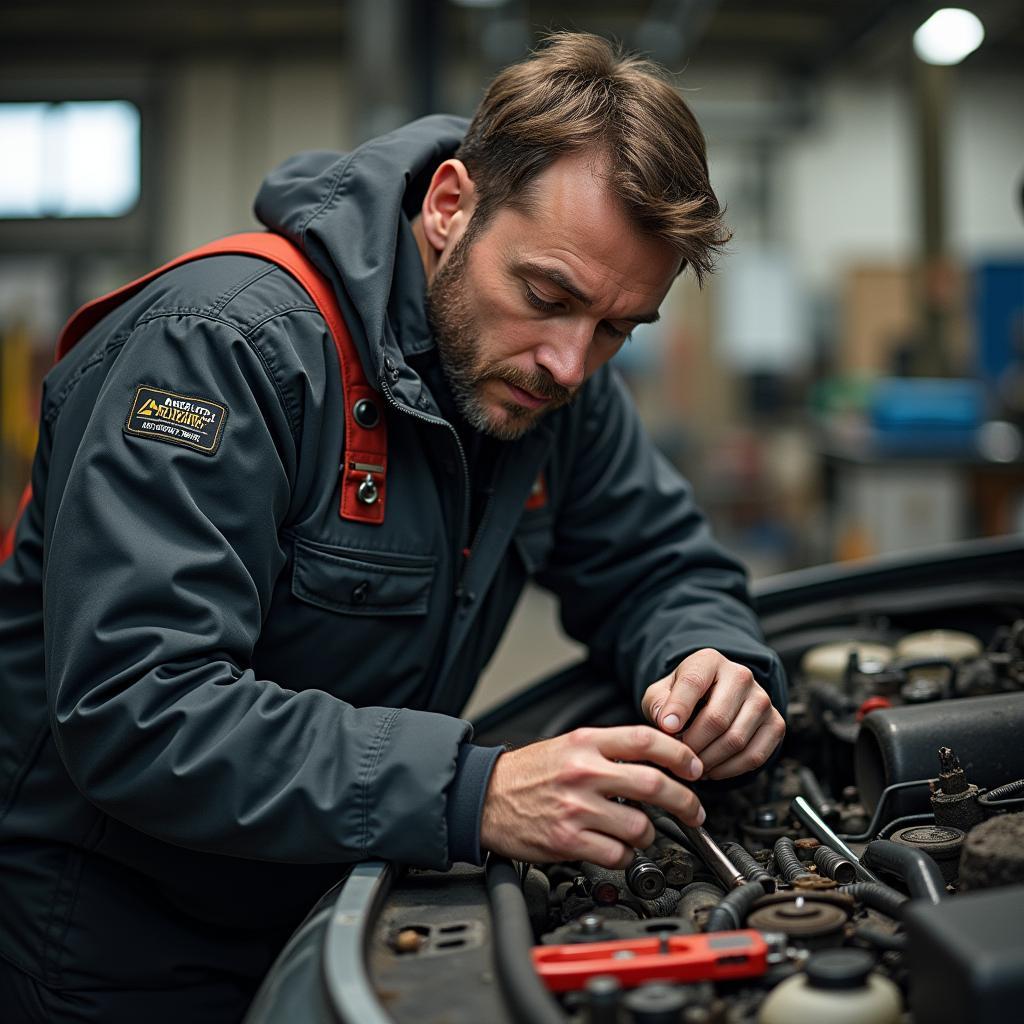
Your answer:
[351,580,370,605]
[352,398,380,429]
[357,474,379,505]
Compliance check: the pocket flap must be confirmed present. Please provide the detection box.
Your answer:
[292,540,435,616]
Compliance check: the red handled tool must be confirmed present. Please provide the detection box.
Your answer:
[532,930,769,992]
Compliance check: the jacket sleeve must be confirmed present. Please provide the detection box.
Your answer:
[537,367,787,716]
[42,311,474,868]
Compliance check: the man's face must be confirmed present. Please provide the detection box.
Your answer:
[427,151,680,441]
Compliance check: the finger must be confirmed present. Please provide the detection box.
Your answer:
[589,725,703,781]
[640,677,674,724]
[607,764,704,825]
[692,689,771,772]
[573,829,634,870]
[704,715,785,780]
[680,667,757,755]
[585,800,656,851]
[654,650,720,734]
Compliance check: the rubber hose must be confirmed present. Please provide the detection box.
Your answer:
[773,836,812,883]
[579,862,623,901]
[485,858,566,1024]
[862,839,945,904]
[640,888,682,918]
[978,777,1024,807]
[798,766,835,819]
[854,925,908,952]
[841,881,909,921]
[877,814,935,840]
[722,842,776,893]
[704,880,765,932]
[812,845,857,884]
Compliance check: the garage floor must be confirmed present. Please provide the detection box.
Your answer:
[462,585,582,721]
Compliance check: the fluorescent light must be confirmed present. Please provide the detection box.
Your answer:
[913,8,985,66]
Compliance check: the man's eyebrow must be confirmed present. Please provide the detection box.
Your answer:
[517,260,661,325]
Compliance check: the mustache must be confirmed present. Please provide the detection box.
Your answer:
[489,365,575,406]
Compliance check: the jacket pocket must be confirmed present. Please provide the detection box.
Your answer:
[291,539,435,617]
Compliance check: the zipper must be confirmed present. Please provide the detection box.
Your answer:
[377,369,471,579]
[378,366,472,704]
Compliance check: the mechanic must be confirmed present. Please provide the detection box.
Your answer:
[0,32,785,1024]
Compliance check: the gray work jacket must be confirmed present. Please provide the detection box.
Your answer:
[0,115,784,992]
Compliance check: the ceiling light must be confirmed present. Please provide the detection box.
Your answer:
[913,8,985,65]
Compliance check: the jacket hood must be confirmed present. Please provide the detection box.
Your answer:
[254,115,467,411]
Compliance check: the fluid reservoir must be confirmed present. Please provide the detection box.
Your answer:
[758,949,901,1024]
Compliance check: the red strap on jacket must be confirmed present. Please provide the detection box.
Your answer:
[1,232,386,563]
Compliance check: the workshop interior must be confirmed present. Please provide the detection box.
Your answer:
[2,2,1024,1023]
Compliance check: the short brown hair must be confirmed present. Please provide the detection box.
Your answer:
[456,32,730,285]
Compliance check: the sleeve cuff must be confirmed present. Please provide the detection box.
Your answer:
[445,742,504,866]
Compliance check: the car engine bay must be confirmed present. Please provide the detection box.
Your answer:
[242,540,1024,1024]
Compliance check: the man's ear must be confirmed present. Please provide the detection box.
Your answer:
[420,159,477,257]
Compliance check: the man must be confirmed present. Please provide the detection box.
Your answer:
[0,32,784,1023]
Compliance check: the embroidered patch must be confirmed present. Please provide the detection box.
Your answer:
[124,385,227,456]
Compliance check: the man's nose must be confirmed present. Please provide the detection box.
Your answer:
[534,324,591,390]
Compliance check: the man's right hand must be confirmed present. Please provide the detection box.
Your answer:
[478,725,704,869]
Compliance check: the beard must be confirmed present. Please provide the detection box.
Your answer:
[426,231,575,441]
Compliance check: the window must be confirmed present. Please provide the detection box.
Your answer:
[0,101,141,219]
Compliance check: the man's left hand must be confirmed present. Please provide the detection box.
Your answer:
[641,649,784,780]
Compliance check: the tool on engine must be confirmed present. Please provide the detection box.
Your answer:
[723,841,777,893]
[531,929,770,992]
[680,822,747,891]
[646,808,747,890]
[791,796,880,883]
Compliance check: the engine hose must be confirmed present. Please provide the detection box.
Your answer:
[722,842,776,893]
[485,857,566,1024]
[862,840,945,904]
[841,881,909,921]
[812,844,857,884]
[773,836,813,883]
[704,880,766,932]
[978,777,1024,809]
[877,814,934,840]
[640,887,682,918]
[853,925,908,952]
[798,766,836,820]
[579,862,623,905]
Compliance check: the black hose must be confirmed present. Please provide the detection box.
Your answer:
[704,881,766,932]
[877,814,935,840]
[773,836,812,883]
[722,842,776,893]
[640,887,682,918]
[862,840,945,904]
[813,845,857,884]
[979,777,1024,810]
[853,926,908,952]
[841,881,908,921]
[798,766,836,820]
[485,857,565,1024]
[836,779,933,842]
